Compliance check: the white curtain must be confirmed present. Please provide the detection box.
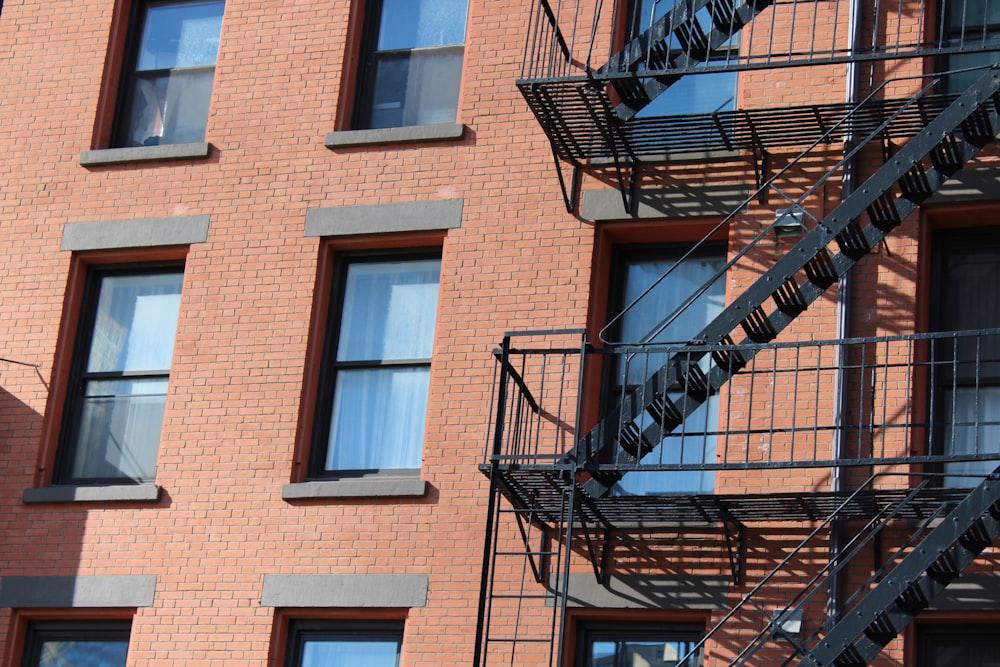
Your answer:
[612,248,725,496]
[327,259,439,472]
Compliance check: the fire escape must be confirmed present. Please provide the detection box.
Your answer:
[476,0,1000,665]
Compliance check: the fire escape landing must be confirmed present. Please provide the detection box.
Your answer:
[476,0,1000,665]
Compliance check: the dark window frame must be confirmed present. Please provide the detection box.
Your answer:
[600,241,726,495]
[352,0,468,130]
[111,0,224,148]
[917,623,1000,666]
[574,620,704,667]
[309,248,441,479]
[938,0,1000,93]
[926,225,1000,485]
[285,619,404,667]
[22,620,131,667]
[55,261,185,485]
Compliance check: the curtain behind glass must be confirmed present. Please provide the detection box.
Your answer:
[612,247,725,495]
[326,259,440,472]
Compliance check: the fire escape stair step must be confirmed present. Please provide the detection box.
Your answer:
[794,466,1000,667]
[600,0,774,119]
[576,65,1000,499]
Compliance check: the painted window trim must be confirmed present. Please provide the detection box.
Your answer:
[307,249,441,481]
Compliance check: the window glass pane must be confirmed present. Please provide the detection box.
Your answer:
[931,228,1000,486]
[336,259,440,362]
[35,640,129,667]
[580,624,703,667]
[632,0,669,33]
[300,638,401,667]
[611,246,725,495]
[919,626,1000,666]
[628,0,738,116]
[947,0,1000,31]
[637,70,737,117]
[326,367,430,471]
[72,378,168,482]
[617,250,725,348]
[940,386,1000,485]
[124,70,215,146]
[86,273,183,374]
[365,48,464,129]
[137,1,224,71]
[376,0,468,50]
[587,638,700,666]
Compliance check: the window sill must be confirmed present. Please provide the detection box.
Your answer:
[79,142,212,167]
[22,483,162,504]
[325,123,465,149]
[282,477,427,500]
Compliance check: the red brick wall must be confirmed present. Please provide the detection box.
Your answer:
[1,0,997,664]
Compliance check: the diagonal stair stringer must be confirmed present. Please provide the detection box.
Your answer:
[794,465,1000,667]
[600,0,775,119]
[579,65,1000,497]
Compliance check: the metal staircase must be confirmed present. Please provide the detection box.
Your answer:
[793,467,1000,666]
[579,64,1000,497]
[639,467,1000,667]
[600,0,771,119]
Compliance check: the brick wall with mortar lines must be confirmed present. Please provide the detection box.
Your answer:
[1,0,998,664]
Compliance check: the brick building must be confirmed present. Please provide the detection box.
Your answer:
[0,0,999,665]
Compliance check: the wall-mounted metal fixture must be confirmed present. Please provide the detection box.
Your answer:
[774,207,807,238]
[773,608,804,641]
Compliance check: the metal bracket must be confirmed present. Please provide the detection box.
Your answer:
[721,510,746,586]
[550,145,582,215]
[579,513,613,585]
[747,115,771,204]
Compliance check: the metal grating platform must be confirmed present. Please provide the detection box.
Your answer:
[519,83,964,164]
[487,466,975,529]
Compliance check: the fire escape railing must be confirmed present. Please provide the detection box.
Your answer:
[523,0,1000,90]
[486,328,1000,477]
[518,0,1000,212]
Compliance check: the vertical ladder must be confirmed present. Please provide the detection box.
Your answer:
[475,471,577,666]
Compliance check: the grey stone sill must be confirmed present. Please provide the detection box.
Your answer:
[325,123,465,148]
[80,142,212,167]
[23,484,162,504]
[589,148,741,165]
[282,477,427,500]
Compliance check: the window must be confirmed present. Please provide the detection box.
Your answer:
[114,0,224,148]
[605,243,726,495]
[286,620,403,667]
[918,624,1000,666]
[354,0,468,129]
[311,252,440,477]
[575,621,703,667]
[625,0,737,117]
[56,265,184,484]
[929,227,1000,486]
[942,0,1000,93]
[22,620,131,667]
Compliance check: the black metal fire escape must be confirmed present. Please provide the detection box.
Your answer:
[477,0,1000,665]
